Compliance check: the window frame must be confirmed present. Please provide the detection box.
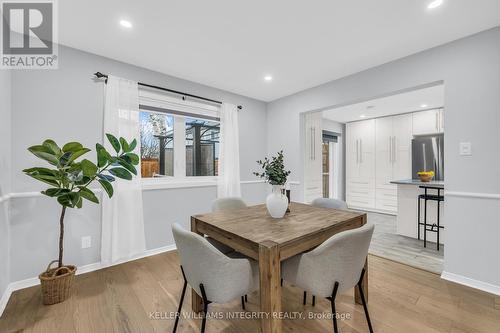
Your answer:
[138,88,221,188]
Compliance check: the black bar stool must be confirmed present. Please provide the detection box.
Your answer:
[417,186,444,251]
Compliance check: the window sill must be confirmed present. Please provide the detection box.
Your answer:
[142,177,218,190]
[141,178,266,190]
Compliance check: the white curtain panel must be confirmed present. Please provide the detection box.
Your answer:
[101,75,146,266]
[217,103,241,198]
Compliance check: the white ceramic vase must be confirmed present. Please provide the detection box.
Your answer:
[266,185,289,218]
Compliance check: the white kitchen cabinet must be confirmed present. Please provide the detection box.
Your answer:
[346,119,375,209]
[412,108,443,135]
[303,112,323,203]
[374,114,412,213]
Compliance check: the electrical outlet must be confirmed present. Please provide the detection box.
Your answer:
[81,236,91,249]
[459,142,472,156]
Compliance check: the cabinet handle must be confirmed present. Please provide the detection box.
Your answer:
[310,126,313,160]
[313,127,316,160]
[359,139,362,164]
[393,136,396,163]
[435,113,438,132]
[356,139,359,164]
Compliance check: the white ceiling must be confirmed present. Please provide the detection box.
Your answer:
[59,1,500,102]
[322,84,444,123]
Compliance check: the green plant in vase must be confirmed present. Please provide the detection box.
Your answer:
[23,133,139,305]
[254,150,291,218]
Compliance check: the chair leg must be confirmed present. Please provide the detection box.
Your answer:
[303,291,307,305]
[357,269,374,333]
[241,296,246,310]
[312,295,316,306]
[329,282,340,333]
[281,278,283,287]
[199,284,212,333]
[173,266,187,333]
[245,294,248,302]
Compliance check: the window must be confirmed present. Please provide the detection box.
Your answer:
[138,90,221,180]
[185,118,220,176]
[140,112,175,178]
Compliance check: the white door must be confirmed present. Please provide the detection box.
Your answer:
[412,109,440,135]
[375,117,393,190]
[392,114,413,181]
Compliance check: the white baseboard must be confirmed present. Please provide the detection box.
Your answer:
[0,244,177,317]
[441,271,500,296]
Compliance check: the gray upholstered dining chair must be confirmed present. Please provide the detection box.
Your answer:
[172,223,259,333]
[207,197,248,254]
[212,197,248,212]
[300,197,348,306]
[282,223,375,333]
[311,197,348,210]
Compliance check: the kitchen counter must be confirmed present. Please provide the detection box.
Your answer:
[392,179,445,245]
[391,179,444,188]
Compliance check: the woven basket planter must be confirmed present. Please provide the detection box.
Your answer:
[39,260,77,305]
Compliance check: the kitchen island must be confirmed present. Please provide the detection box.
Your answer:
[391,179,444,246]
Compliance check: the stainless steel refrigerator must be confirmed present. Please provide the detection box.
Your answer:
[412,134,444,181]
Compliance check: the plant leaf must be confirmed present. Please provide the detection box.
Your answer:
[106,133,120,153]
[68,192,80,207]
[117,158,137,175]
[80,159,98,177]
[78,187,99,204]
[28,145,59,165]
[42,188,69,197]
[67,148,91,164]
[119,137,130,153]
[96,144,112,167]
[62,142,83,153]
[128,139,137,152]
[108,167,132,180]
[97,174,115,182]
[59,152,73,166]
[42,139,62,156]
[123,153,139,165]
[57,193,73,207]
[98,179,114,198]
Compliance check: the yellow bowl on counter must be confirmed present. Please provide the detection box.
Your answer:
[417,171,434,182]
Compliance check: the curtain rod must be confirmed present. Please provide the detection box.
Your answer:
[93,72,242,110]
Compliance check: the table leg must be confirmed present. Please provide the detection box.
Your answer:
[190,217,204,313]
[355,258,368,304]
[259,241,282,333]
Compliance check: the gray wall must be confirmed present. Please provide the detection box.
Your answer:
[0,69,11,297]
[267,27,500,288]
[8,45,267,281]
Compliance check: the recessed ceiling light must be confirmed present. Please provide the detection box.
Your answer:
[120,20,133,28]
[360,114,367,118]
[427,0,443,9]
[421,104,428,108]
[264,75,273,81]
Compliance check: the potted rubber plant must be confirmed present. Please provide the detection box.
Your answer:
[254,150,291,218]
[23,134,139,305]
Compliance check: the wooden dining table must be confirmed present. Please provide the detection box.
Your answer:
[190,202,368,333]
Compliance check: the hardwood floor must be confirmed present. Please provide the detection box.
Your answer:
[368,212,444,274]
[1,252,499,333]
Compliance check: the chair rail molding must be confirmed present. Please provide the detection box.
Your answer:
[444,191,500,200]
